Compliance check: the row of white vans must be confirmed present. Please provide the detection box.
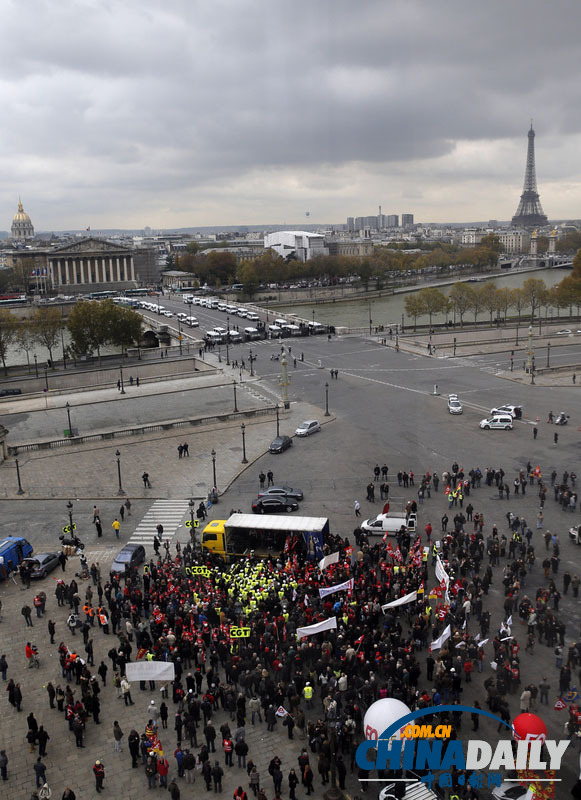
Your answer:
[183,295,260,322]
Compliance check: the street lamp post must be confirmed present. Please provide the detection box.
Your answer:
[65,402,72,436]
[119,365,126,394]
[15,458,24,495]
[241,423,248,463]
[453,337,457,357]
[188,498,196,543]
[249,351,255,377]
[34,354,39,378]
[44,368,49,392]
[312,309,315,324]
[211,449,217,490]
[66,500,74,534]
[178,318,183,355]
[115,449,125,495]
[61,327,67,370]
[324,381,330,416]
[233,380,238,412]
[276,405,280,437]
[547,341,551,368]
[368,301,372,336]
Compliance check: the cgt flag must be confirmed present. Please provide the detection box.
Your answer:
[275,706,289,717]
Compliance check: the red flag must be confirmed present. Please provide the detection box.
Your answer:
[554,698,566,710]
[355,634,365,646]
[382,502,390,514]
[394,547,403,564]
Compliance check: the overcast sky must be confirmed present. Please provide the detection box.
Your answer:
[1,0,580,230]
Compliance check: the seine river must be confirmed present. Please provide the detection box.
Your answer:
[275,267,572,328]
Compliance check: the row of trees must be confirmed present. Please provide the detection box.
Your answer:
[0,301,142,375]
[170,241,503,296]
[404,276,581,328]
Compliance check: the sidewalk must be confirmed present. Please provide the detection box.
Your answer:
[0,399,333,500]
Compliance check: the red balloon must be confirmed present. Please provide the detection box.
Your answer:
[512,713,548,743]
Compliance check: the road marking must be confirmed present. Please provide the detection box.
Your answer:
[127,499,190,550]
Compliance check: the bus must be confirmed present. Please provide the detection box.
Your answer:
[124,288,150,297]
[0,294,27,307]
[88,290,118,299]
[201,513,329,562]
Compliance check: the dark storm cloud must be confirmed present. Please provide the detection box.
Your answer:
[0,0,579,226]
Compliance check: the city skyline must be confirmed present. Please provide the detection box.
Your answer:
[1,1,580,230]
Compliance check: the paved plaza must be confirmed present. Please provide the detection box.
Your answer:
[1,329,581,799]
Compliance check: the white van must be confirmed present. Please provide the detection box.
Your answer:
[244,327,260,340]
[268,325,282,338]
[207,299,219,309]
[228,331,243,344]
[360,515,408,536]
[206,330,226,344]
[274,318,288,327]
[479,415,513,430]
[308,321,325,334]
[185,317,199,327]
[246,312,260,322]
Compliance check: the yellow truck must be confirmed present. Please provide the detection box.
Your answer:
[201,513,330,562]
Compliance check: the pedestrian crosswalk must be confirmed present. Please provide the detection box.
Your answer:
[127,499,190,550]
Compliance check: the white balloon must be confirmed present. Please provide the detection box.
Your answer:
[363,698,411,741]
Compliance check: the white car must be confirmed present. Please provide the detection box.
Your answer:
[490,404,522,418]
[447,395,463,414]
[556,329,572,335]
[295,420,321,437]
[480,415,513,430]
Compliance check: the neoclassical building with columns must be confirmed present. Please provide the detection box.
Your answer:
[48,237,136,290]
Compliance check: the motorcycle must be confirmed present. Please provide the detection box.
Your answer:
[59,533,85,550]
[555,413,569,426]
[270,354,280,361]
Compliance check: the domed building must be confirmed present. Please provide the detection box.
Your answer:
[11,198,35,241]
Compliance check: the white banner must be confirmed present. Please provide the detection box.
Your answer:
[435,556,450,589]
[275,706,288,717]
[125,661,176,681]
[318,552,340,570]
[296,617,337,639]
[319,578,353,599]
[381,590,418,611]
[429,624,451,652]
[478,638,489,648]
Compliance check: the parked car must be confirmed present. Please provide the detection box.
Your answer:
[252,496,299,514]
[21,552,60,579]
[480,415,513,430]
[0,388,22,397]
[490,404,523,419]
[447,395,463,414]
[295,420,321,437]
[555,329,572,335]
[110,543,146,577]
[269,435,293,453]
[257,485,304,501]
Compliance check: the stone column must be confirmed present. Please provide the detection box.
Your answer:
[129,256,136,281]
[109,257,114,283]
[79,258,86,285]
[115,257,121,282]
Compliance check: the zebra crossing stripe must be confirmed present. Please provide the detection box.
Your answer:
[128,499,190,549]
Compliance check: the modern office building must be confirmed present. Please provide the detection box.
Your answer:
[264,230,328,262]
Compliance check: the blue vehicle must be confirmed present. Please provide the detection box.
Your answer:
[0,537,33,579]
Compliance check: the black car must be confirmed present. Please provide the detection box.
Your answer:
[269,435,293,454]
[110,543,146,577]
[0,388,22,397]
[21,552,60,579]
[257,485,304,501]
[252,496,299,514]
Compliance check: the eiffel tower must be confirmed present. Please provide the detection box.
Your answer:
[512,122,548,228]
